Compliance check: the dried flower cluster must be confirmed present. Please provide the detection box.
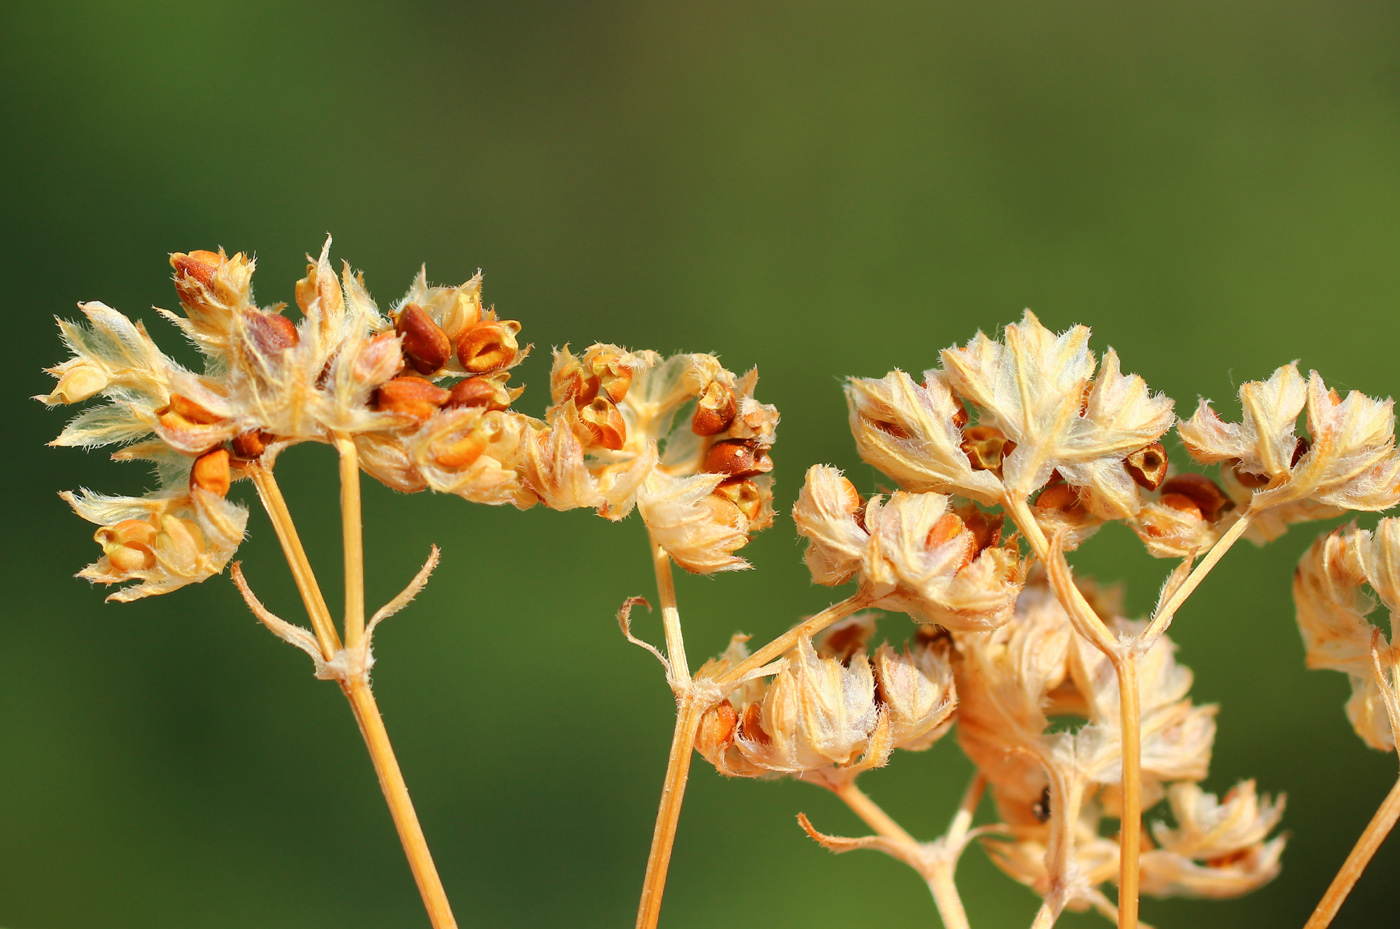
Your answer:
[40,252,1400,929]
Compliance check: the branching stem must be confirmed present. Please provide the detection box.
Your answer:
[717,591,872,687]
[247,464,457,929]
[1138,511,1253,649]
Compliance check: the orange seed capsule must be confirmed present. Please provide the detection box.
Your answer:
[191,448,231,496]
[578,397,627,450]
[244,310,299,354]
[1159,473,1233,521]
[396,303,452,375]
[432,431,489,470]
[714,478,764,523]
[374,376,450,424]
[96,519,158,573]
[695,700,738,753]
[1124,441,1169,491]
[456,320,519,373]
[703,439,772,477]
[1033,482,1082,512]
[445,376,508,411]
[171,250,223,286]
[231,430,271,460]
[692,381,738,436]
[701,494,748,530]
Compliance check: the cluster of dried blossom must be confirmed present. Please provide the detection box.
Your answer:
[40,248,1400,929]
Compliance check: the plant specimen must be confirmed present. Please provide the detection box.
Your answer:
[38,248,1400,929]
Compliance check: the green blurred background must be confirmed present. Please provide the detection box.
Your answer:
[3,2,1398,926]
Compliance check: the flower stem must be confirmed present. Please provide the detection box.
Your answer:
[1138,511,1252,648]
[248,464,458,929]
[335,435,367,650]
[634,694,704,929]
[1303,775,1400,929]
[716,592,872,687]
[1114,658,1141,929]
[248,466,342,658]
[634,537,696,929]
[833,781,919,846]
[343,676,459,929]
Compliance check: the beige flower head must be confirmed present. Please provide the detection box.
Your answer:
[41,240,541,599]
[695,622,955,783]
[1294,519,1400,751]
[1179,363,1400,540]
[524,347,780,573]
[847,311,1175,520]
[792,465,1025,630]
[1140,781,1286,899]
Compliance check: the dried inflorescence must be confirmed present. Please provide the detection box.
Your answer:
[41,242,781,599]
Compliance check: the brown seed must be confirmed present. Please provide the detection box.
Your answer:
[1034,482,1082,512]
[231,430,271,460]
[1291,436,1312,468]
[445,376,509,411]
[191,448,231,497]
[432,431,488,470]
[871,418,911,439]
[696,700,738,753]
[1231,462,1269,490]
[961,425,1016,475]
[951,404,970,429]
[373,376,450,424]
[957,505,1004,554]
[167,394,222,425]
[739,703,771,746]
[925,512,966,549]
[577,397,627,450]
[703,439,773,477]
[714,478,764,523]
[1158,493,1204,519]
[1124,441,1169,491]
[456,320,519,373]
[692,382,738,436]
[244,310,299,354]
[1159,473,1232,521]
[171,250,222,286]
[395,303,452,375]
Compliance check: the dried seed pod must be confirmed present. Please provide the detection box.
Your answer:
[577,397,627,450]
[171,250,222,286]
[960,425,1016,475]
[95,519,158,573]
[714,478,763,523]
[373,376,450,424]
[1231,462,1270,490]
[1033,481,1083,513]
[456,320,519,373]
[695,700,738,756]
[1125,441,1169,491]
[1157,493,1204,518]
[396,302,452,375]
[956,504,1003,554]
[703,439,772,476]
[243,309,299,354]
[431,431,488,469]
[445,376,511,411]
[163,394,222,427]
[692,381,738,435]
[231,430,271,460]
[191,448,231,496]
[701,493,748,530]
[1159,472,1233,522]
[585,349,634,403]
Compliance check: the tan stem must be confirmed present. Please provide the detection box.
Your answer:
[248,464,457,929]
[1138,511,1252,648]
[634,695,704,929]
[649,536,690,690]
[1303,775,1400,929]
[1115,658,1141,929]
[248,466,342,658]
[1029,902,1059,929]
[833,781,919,846]
[335,435,367,650]
[717,592,872,687]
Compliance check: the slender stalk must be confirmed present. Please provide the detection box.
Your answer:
[1029,902,1060,929]
[344,677,459,929]
[833,781,919,846]
[1303,775,1400,929]
[634,535,696,929]
[248,464,458,929]
[717,592,872,687]
[1114,658,1141,929]
[634,695,704,929]
[335,435,367,650]
[650,537,690,690]
[248,466,342,658]
[1138,511,1252,648]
